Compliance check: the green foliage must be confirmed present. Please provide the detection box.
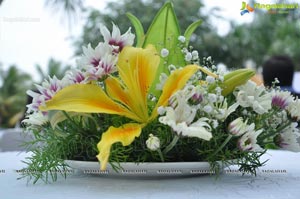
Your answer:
[35,58,71,83]
[73,0,213,57]
[221,9,300,70]
[22,106,268,183]
[44,0,84,25]
[0,65,32,128]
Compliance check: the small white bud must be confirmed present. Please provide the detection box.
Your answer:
[208,93,217,103]
[192,50,198,57]
[203,105,213,113]
[178,35,186,43]
[206,76,215,84]
[161,48,169,58]
[168,64,176,72]
[219,75,224,82]
[146,134,160,151]
[212,120,219,128]
[228,118,248,136]
[185,53,192,62]
[157,106,166,115]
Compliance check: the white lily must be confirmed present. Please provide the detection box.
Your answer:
[234,80,272,114]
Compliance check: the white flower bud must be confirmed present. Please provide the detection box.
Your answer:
[228,118,248,136]
[157,106,166,115]
[178,35,186,43]
[203,105,213,113]
[146,134,160,151]
[192,50,198,57]
[208,94,217,103]
[185,53,192,62]
[212,120,219,128]
[206,76,215,84]
[161,48,169,58]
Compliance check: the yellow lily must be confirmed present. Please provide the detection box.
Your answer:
[40,45,199,170]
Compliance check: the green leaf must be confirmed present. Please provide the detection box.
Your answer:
[48,110,92,129]
[264,143,279,150]
[143,2,185,94]
[143,2,184,68]
[126,12,145,47]
[184,20,202,47]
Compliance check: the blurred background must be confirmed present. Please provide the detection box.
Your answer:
[0,0,300,134]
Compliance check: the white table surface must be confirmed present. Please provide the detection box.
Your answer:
[0,150,300,199]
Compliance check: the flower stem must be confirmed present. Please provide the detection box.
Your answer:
[211,134,233,158]
[259,121,291,142]
[163,135,179,154]
[157,149,165,162]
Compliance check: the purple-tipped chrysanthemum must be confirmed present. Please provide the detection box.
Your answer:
[271,90,294,109]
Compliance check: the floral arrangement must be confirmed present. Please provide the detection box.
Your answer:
[22,2,300,183]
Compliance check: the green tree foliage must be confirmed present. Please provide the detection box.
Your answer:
[35,58,71,83]
[73,0,221,61]
[0,65,32,128]
[221,9,300,70]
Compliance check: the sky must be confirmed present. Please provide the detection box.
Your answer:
[0,0,255,80]
[0,0,299,91]
[0,0,112,81]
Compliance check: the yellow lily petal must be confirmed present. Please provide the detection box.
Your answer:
[118,45,160,98]
[117,45,160,122]
[198,66,218,78]
[40,84,140,121]
[96,123,142,170]
[105,76,130,107]
[151,65,199,119]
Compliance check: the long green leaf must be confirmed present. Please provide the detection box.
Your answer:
[143,2,184,68]
[143,2,185,94]
[184,20,202,47]
[126,13,145,47]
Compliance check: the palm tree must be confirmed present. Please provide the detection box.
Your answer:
[44,0,84,25]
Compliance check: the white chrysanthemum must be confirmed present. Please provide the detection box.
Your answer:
[63,69,87,84]
[287,98,300,121]
[234,80,272,114]
[22,112,48,126]
[79,42,118,80]
[100,23,135,51]
[146,134,160,151]
[228,118,249,136]
[26,76,68,113]
[238,125,263,152]
[79,43,113,68]
[214,100,239,121]
[277,123,300,152]
[271,90,294,109]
